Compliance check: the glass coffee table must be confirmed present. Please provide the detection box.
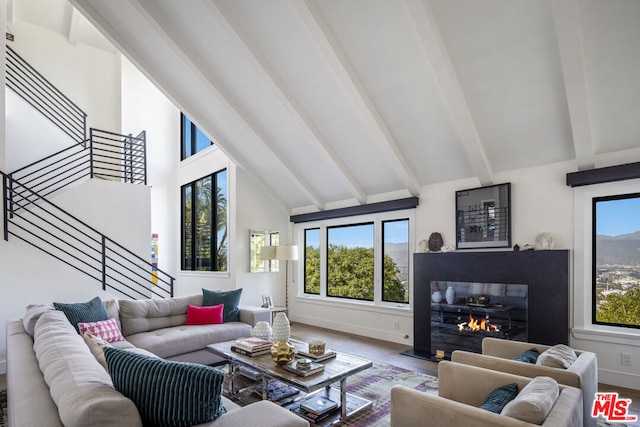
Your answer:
[206,339,373,424]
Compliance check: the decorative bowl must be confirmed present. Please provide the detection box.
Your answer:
[308,340,326,355]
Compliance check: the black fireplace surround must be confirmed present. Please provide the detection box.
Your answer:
[406,250,569,360]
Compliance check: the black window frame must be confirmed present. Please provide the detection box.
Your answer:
[326,222,375,302]
[592,192,640,330]
[180,113,213,161]
[181,169,227,271]
[304,228,321,295]
[381,218,410,303]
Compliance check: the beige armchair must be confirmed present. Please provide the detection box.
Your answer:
[390,361,583,427]
[451,338,597,427]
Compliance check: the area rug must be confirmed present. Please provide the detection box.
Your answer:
[339,362,438,426]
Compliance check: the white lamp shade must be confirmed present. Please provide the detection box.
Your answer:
[276,245,298,261]
[260,246,277,260]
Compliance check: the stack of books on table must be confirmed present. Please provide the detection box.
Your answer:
[231,337,272,357]
[295,349,337,362]
[253,380,300,404]
[291,395,339,424]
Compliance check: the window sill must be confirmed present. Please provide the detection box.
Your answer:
[293,294,412,317]
[179,270,230,279]
[572,326,640,347]
[179,145,219,167]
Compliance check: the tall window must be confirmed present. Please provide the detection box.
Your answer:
[301,215,411,305]
[181,169,227,271]
[181,113,213,160]
[304,228,320,294]
[327,223,374,300]
[382,219,410,303]
[593,193,640,329]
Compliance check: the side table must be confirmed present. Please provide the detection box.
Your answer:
[270,306,288,323]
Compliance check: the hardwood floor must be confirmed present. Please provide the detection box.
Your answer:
[290,322,640,415]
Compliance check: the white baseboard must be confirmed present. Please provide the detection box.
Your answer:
[289,314,413,345]
[599,368,640,391]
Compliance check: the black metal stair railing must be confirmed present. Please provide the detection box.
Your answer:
[8,128,147,210]
[2,172,174,299]
[6,45,87,144]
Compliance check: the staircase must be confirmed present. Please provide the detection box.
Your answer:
[3,46,174,299]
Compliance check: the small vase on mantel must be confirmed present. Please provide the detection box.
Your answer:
[271,312,291,342]
[446,285,456,304]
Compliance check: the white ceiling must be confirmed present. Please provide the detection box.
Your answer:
[16,0,640,214]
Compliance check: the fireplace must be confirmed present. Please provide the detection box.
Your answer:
[430,281,528,356]
[403,250,569,360]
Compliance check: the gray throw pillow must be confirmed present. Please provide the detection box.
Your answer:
[202,288,242,322]
[104,347,226,427]
[53,296,109,333]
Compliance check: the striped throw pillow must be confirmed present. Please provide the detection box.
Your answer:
[53,296,109,333]
[104,347,226,427]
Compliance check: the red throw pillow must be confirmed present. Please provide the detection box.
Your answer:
[185,304,224,325]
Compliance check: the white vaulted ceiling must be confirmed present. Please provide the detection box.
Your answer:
[25,0,640,213]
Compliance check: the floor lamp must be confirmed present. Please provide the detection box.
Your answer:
[276,245,298,308]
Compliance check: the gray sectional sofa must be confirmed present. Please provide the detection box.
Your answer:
[6,293,309,427]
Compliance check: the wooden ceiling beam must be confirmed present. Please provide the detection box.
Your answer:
[551,0,595,170]
[404,0,494,186]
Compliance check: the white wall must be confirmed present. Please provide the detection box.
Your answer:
[120,56,179,279]
[8,19,120,134]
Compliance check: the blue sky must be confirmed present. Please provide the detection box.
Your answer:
[596,197,640,236]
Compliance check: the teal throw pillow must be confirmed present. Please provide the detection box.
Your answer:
[480,383,519,414]
[513,348,540,364]
[104,347,226,427]
[53,296,109,334]
[202,288,242,322]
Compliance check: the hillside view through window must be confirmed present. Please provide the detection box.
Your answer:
[593,194,640,329]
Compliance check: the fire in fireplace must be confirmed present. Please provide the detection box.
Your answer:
[457,313,499,332]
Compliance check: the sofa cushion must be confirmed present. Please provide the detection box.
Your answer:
[53,296,109,333]
[202,288,242,322]
[118,294,203,336]
[501,376,559,424]
[513,348,540,364]
[125,322,252,359]
[78,318,125,343]
[536,344,577,369]
[480,383,519,414]
[104,347,226,427]
[82,331,113,370]
[186,304,224,325]
[33,311,142,427]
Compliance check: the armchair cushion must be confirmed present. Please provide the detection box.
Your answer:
[501,376,559,424]
[480,383,519,413]
[536,344,577,369]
